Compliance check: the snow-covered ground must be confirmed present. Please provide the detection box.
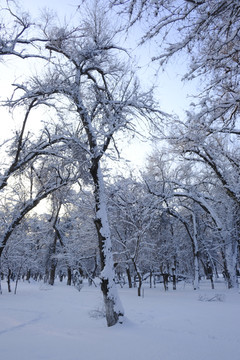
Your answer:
[0,279,239,360]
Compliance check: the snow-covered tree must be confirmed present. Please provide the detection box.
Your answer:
[112,0,240,123]
[7,2,161,325]
[163,115,240,287]
[42,186,98,287]
[109,176,160,295]
[0,0,46,59]
[144,145,239,288]
[0,118,85,292]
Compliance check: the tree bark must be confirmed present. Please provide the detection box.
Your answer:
[149,270,152,289]
[224,240,238,289]
[126,266,132,288]
[172,267,177,290]
[192,212,200,290]
[91,161,124,326]
[163,273,169,291]
[132,258,142,296]
[0,247,4,294]
[48,236,58,286]
[67,267,72,286]
[7,268,12,293]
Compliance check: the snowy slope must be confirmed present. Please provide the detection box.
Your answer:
[0,280,239,360]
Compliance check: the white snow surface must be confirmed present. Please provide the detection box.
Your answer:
[0,280,239,360]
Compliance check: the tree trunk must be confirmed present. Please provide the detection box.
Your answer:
[224,240,238,289]
[126,266,132,288]
[206,262,214,289]
[132,258,142,296]
[192,213,200,290]
[14,263,23,295]
[7,268,12,293]
[172,267,177,290]
[149,269,152,289]
[0,248,3,294]
[48,237,57,286]
[49,263,57,286]
[91,162,124,326]
[163,273,169,291]
[67,267,72,286]
[26,269,31,282]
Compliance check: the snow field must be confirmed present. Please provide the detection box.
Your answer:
[0,280,239,360]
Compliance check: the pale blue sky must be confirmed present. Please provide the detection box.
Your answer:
[1,0,199,166]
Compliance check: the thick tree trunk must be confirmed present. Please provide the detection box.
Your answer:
[91,162,124,326]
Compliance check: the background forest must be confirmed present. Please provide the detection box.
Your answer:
[0,0,239,327]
